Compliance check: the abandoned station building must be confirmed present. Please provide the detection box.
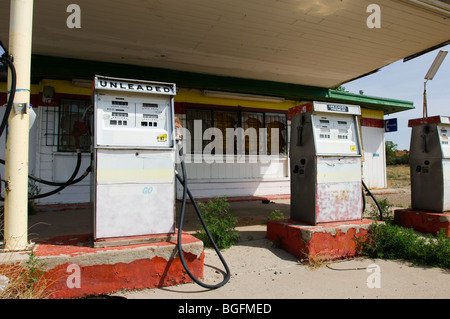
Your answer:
[1,0,449,207]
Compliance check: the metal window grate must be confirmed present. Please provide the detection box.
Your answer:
[42,106,58,147]
[58,98,91,152]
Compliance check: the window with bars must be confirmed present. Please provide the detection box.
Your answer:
[58,98,91,152]
[185,107,287,155]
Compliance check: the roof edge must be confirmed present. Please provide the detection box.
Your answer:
[326,90,415,115]
[7,55,415,115]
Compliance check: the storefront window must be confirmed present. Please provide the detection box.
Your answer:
[186,108,213,154]
[185,107,287,155]
[242,111,264,155]
[266,113,287,155]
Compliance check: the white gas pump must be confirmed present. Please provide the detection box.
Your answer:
[289,101,363,225]
[91,75,230,289]
[409,116,450,212]
[91,75,176,239]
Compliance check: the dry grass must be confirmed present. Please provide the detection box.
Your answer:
[1,205,54,299]
[386,164,410,189]
[0,264,52,299]
[0,252,54,299]
[0,267,52,299]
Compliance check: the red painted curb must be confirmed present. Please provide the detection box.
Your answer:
[266,219,373,261]
[25,232,204,299]
[394,209,450,236]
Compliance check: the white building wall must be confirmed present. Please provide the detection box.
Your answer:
[361,126,387,189]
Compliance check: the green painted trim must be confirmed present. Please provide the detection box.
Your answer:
[30,55,328,100]
[326,90,415,115]
[27,55,414,114]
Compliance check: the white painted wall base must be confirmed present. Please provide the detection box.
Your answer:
[176,177,290,200]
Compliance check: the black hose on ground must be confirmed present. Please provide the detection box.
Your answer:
[175,144,231,289]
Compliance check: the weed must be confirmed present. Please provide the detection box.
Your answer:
[359,222,450,269]
[195,197,239,250]
[269,235,283,249]
[264,209,285,225]
[364,198,393,222]
[25,251,47,289]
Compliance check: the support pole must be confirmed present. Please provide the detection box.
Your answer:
[423,80,428,118]
[3,0,34,251]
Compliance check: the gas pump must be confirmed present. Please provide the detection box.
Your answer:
[289,101,363,225]
[409,116,450,212]
[91,75,230,289]
[91,75,177,239]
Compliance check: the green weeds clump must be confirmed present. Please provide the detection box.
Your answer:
[264,209,285,225]
[360,222,449,269]
[195,197,239,250]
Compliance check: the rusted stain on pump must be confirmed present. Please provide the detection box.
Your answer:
[316,182,362,223]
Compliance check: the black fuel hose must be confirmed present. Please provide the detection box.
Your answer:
[0,150,83,202]
[0,157,91,187]
[28,150,83,200]
[28,165,90,187]
[362,180,383,221]
[0,55,16,138]
[175,144,231,289]
[362,187,366,214]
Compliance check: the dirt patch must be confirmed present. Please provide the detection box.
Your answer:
[366,164,411,210]
[386,164,410,189]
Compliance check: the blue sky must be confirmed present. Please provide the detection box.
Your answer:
[343,44,450,151]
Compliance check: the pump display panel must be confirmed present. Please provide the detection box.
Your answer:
[95,93,174,149]
[438,121,450,158]
[93,76,176,149]
[311,113,360,156]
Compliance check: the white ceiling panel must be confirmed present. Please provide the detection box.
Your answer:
[0,0,449,88]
